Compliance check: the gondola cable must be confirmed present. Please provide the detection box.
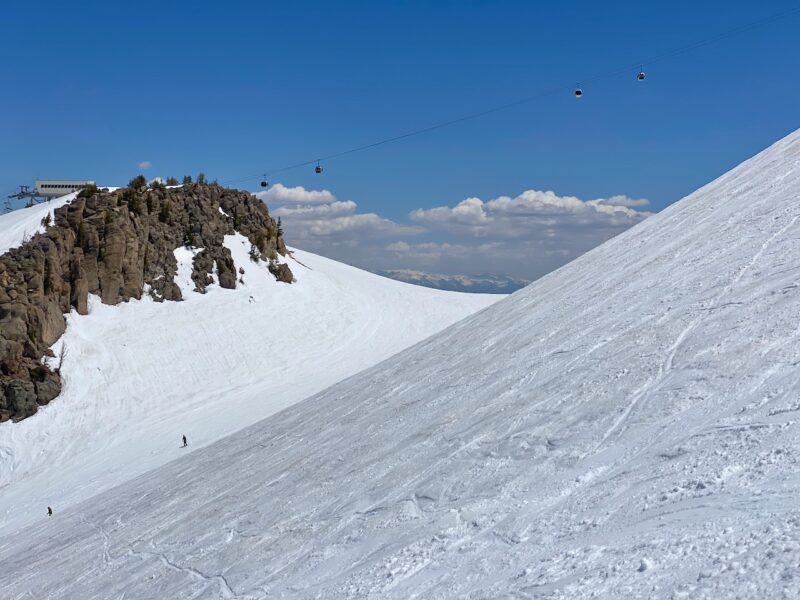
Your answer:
[225,6,800,187]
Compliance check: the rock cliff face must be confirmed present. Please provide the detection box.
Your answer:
[0,182,291,422]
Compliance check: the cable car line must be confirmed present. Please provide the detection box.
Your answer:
[227,6,800,187]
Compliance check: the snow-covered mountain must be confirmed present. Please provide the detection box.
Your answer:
[0,198,500,536]
[4,128,800,599]
[378,269,530,294]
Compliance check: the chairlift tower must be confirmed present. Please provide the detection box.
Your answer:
[5,180,94,212]
[6,185,46,211]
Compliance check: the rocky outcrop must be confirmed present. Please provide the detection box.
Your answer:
[0,182,292,422]
[269,261,294,284]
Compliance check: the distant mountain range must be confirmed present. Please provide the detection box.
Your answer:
[378,269,529,294]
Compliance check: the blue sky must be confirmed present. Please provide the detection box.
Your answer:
[2,1,798,279]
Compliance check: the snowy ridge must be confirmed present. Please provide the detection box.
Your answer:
[0,188,119,255]
[0,193,76,254]
[3,129,800,598]
[0,208,499,535]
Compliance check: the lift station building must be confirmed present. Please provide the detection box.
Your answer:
[35,180,95,198]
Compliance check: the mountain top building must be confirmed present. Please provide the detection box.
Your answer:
[35,180,95,198]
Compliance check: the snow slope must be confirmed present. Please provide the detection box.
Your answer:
[0,188,120,255]
[0,210,499,535]
[0,192,77,255]
[3,129,800,599]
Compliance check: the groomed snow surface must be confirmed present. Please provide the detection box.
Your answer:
[4,130,800,599]
[0,211,499,536]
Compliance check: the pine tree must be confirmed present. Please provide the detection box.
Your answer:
[128,174,147,189]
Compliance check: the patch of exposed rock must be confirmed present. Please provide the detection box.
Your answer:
[0,182,291,422]
[268,261,294,284]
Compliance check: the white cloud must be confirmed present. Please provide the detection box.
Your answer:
[258,183,336,205]
[274,200,358,220]
[410,189,652,239]
[596,194,650,208]
[381,236,608,280]
[393,190,653,278]
[386,241,411,253]
[387,241,477,258]
[386,240,499,264]
[259,183,653,281]
[270,193,422,248]
[138,161,152,170]
[303,213,420,237]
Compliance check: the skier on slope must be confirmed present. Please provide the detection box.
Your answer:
[47,506,52,517]
[182,434,188,448]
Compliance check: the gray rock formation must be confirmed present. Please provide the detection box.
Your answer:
[269,261,294,284]
[0,182,291,422]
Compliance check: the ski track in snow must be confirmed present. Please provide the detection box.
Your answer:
[592,209,800,455]
[3,131,800,598]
